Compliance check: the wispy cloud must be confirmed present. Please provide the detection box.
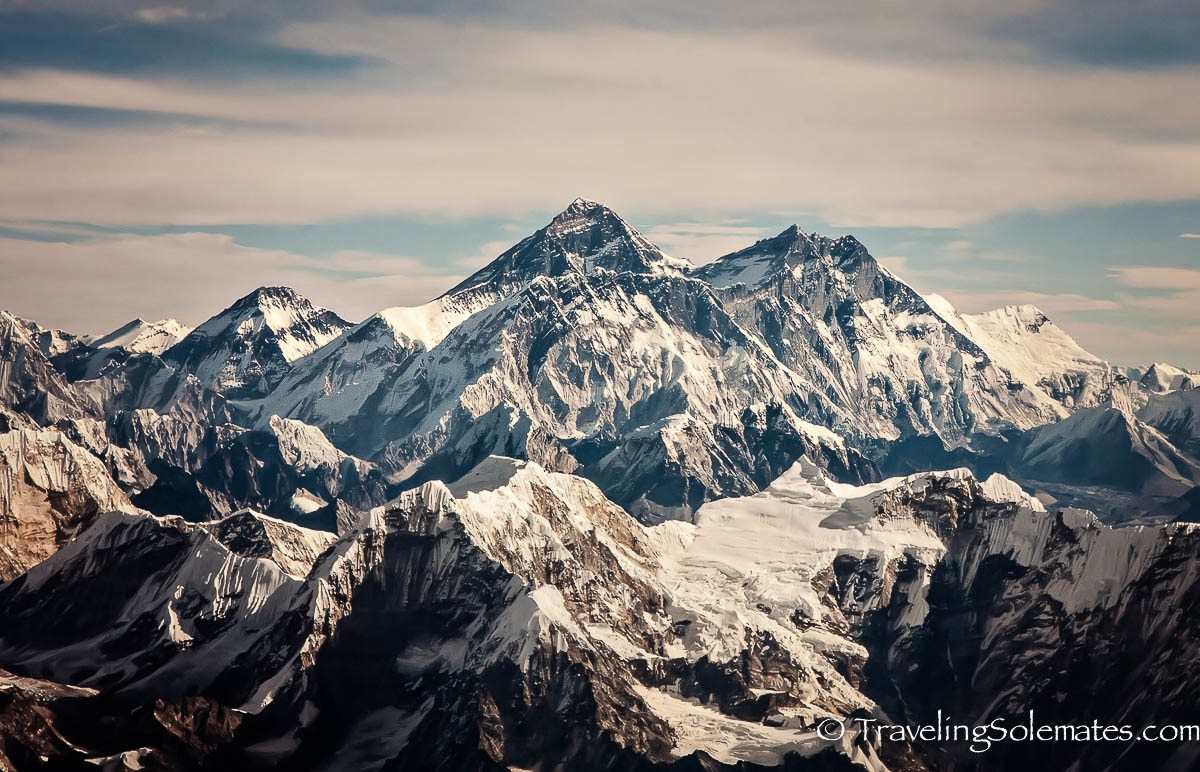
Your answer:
[0,14,1197,228]
[132,7,207,25]
[936,239,1027,263]
[0,10,376,80]
[0,231,481,333]
[1179,232,1200,239]
[1109,265,1200,290]
[643,222,770,264]
[1099,265,1200,364]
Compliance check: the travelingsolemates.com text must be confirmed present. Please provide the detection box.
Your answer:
[814,711,1200,753]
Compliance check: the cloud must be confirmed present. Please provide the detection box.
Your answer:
[1094,265,1200,365]
[0,98,283,131]
[0,231,478,333]
[1108,265,1200,290]
[984,0,1200,68]
[1179,232,1200,239]
[0,11,376,80]
[935,239,1027,263]
[132,6,206,24]
[0,16,1196,228]
[876,253,1016,290]
[642,223,770,264]
[1058,320,1200,368]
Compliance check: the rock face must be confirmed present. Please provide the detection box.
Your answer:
[163,286,352,399]
[709,231,1126,451]
[867,482,1200,772]
[1138,386,1200,458]
[0,456,1197,770]
[0,311,96,428]
[0,428,132,580]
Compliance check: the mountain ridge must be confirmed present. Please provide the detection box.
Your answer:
[7,199,1189,523]
[0,199,1198,770]
[161,285,352,400]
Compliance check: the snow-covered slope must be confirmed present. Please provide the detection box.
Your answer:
[1137,361,1200,393]
[1016,405,1200,511]
[247,310,430,442]
[693,228,1074,446]
[162,286,351,399]
[925,295,1113,410]
[257,200,692,439]
[444,197,691,302]
[1137,386,1200,458]
[0,458,884,768]
[2,455,1197,770]
[378,268,873,515]
[90,317,192,355]
[0,508,333,703]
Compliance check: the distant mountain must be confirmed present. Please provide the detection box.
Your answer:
[1137,386,1200,458]
[90,317,192,355]
[693,229,1110,449]
[1,200,1192,526]
[0,311,96,428]
[163,286,351,399]
[925,295,1113,409]
[1016,404,1200,516]
[256,205,879,519]
[1137,361,1200,393]
[234,203,1190,522]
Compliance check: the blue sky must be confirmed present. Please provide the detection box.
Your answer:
[0,1,1197,366]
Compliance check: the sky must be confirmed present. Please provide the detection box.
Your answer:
[0,1,1198,367]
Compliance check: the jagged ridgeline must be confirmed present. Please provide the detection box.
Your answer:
[0,200,1198,770]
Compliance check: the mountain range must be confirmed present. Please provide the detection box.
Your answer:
[0,199,1198,771]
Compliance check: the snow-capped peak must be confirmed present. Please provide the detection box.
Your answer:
[217,286,343,339]
[0,311,84,358]
[161,286,352,399]
[1139,362,1199,393]
[925,295,1111,410]
[174,285,350,362]
[441,200,691,302]
[559,196,605,216]
[691,224,869,289]
[90,318,192,356]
